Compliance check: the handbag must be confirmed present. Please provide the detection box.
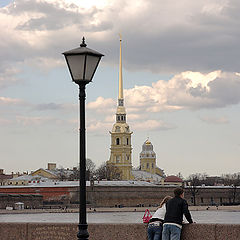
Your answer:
[142,209,152,223]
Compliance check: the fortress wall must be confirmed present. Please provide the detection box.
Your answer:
[0,223,239,240]
[86,185,240,207]
[1,185,239,208]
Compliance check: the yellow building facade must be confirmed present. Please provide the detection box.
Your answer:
[140,140,156,174]
[107,37,133,180]
[139,139,165,178]
[31,168,58,179]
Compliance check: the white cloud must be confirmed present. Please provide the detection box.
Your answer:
[0,97,23,105]
[87,120,112,132]
[125,70,240,111]
[2,0,240,76]
[200,116,229,124]
[0,118,12,125]
[87,96,115,113]
[81,70,240,133]
[0,67,21,89]
[16,115,64,125]
[131,119,175,131]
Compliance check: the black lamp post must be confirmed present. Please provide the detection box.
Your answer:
[63,37,104,240]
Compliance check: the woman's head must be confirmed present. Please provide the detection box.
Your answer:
[159,195,172,208]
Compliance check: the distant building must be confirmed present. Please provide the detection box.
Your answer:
[31,163,75,181]
[164,175,183,186]
[0,169,12,186]
[31,168,58,180]
[132,169,164,183]
[47,163,57,171]
[7,174,50,186]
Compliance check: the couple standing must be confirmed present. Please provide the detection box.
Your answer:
[147,187,193,240]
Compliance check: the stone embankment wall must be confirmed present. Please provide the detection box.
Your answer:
[0,223,239,240]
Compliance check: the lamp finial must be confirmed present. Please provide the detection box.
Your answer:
[80,37,87,47]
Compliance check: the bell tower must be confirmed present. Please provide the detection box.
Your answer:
[107,36,133,180]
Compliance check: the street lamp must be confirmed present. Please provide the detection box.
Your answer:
[63,37,104,240]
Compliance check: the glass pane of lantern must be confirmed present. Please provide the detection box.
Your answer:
[85,55,100,81]
[66,55,85,81]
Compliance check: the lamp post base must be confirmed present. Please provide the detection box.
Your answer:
[77,224,89,240]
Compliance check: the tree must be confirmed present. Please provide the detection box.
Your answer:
[222,172,240,204]
[186,173,205,206]
[69,158,96,181]
[86,158,96,180]
[95,162,107,180]
[95,162,121,180]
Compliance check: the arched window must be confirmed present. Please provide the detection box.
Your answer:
[116,138,120,145]
[121,116,124,121]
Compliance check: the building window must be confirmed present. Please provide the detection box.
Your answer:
[152,163,154,168]
[126,138,129,145]
[220,197,223,205]
[117,116,120,121]
[142,164,144,169]
[147,163,149,169]
[191,197,194,203]
[116,138,120,145]
[121,116,124,121]
[201,197,204,203]
[116,155,120,163]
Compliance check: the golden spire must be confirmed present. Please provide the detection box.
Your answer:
[118,34,124,106]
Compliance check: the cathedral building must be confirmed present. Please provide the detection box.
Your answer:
[107,38,164,182]
[107,36,133,180]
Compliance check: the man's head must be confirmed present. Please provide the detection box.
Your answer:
[174,187,184,198]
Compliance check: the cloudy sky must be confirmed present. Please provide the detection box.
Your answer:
[0,0,240,178]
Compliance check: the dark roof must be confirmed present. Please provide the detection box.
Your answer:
[164,175,183,182]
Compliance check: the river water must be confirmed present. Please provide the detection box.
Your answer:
[1,211,240,224]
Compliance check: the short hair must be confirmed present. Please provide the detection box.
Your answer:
[174,187,184,197]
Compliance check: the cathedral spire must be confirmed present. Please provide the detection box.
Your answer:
[118,34,124,106]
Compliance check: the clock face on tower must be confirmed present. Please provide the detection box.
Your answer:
[118,99,124,106]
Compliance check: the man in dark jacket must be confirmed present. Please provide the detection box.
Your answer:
[162,187,193,240]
